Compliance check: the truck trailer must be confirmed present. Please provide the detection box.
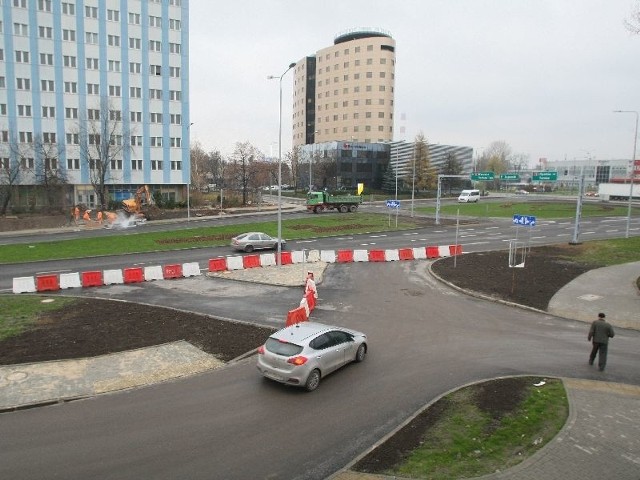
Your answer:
[306,190,363,213]
[597,182,640,201]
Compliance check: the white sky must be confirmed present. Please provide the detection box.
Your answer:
[188,0,640,165]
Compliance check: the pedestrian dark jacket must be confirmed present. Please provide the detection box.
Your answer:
[588,319,615,344]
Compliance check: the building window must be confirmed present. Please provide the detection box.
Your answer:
[38,26,52,38]
[17,78,31,90]
[62,29,76,41]
[108,60,121,72]
[41,80,54,91]
[44,158,57,170]
[40,53,54,65]
[43,132,56,143]
[171,161,182,171]
[86,58,99,70]
[150,89,162,99]
[130,87,141,98]
[62,2,75,15]
[151,160,163,170]
[129,37,141,49]
[378,112,384,118]
[14,23,28,35]
[15,51,29,63]
[150,113,163,123]
[149,40,162,51]
[0,104,7,115]
[67,158,80,169]
[131,135,142,146]
[169,90,181,101]
[109,85,121,97]
[129,62,141,74]
[107,9,120,21]
[170,114,182,125]
[110,159,123,170]
[109,110,122,121]
[131,159,143,170]
[20,157,35,169]
[150,137,162,147]
[65,107,78,119]
[149,16,162,27]
[169,42,181,54]
[85,6,98,18]
[87,83,100,95]
[64,81,77,93]
[169,66,180,77]
[38,0,51,12]
[87,109,100,120]
[169,18,181,30]
[170,137,181,147]
[17,105,32,117]
[130,111,142,122]
[108,35,120,47]
[66,133,79,144]
[63,55,77,67]
[150,65,162,76]
[85,31,98,44]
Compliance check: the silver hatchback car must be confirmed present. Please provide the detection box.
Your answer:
[256,322,367,391]
[230,232,286,253]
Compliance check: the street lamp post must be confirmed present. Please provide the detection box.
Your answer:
[613,110,638,238]
[268,62,296,266]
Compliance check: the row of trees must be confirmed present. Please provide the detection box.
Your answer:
[0,100,132,214]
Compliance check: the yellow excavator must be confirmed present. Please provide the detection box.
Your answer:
[122,185,155,220]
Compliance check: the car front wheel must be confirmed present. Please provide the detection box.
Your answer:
[355,344,366,362]
[244,245,254,253]
[305,369,321,391]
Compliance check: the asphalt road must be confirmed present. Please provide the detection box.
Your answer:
[2,211,639,292]
[2,261,640,479]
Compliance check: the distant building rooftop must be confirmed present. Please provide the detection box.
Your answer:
[334,27,392,45]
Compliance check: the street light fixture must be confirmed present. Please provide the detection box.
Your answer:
[268,62,296,266]
[613,110,638,238]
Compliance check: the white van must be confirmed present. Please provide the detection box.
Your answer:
[458,189,480,203]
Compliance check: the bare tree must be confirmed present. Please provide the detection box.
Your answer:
[625,1,640,33]
[0,145,23,215]
[32,135,68,212]
[190,141,209,192]
[78,100,130,209]
[477,140,513,189]
[228,141,261,205]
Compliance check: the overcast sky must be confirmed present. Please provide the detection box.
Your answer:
[188,0,640,165]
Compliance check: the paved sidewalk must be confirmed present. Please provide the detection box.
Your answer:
[548,261,640,330]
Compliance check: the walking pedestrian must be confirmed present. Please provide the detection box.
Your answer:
[588,312,615,371]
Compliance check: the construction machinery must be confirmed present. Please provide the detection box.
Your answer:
[122,185,155,219]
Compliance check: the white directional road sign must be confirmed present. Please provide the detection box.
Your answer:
[386,200,400,208]
[513,214,536,227]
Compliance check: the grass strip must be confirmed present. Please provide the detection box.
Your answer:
[0,296,77,341]
[417,201,640,218]
[0,213,420,264]
[391,378,568,479]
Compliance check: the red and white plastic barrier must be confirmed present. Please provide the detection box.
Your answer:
[11,244,462,294]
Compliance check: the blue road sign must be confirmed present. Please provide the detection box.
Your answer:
[386,200,400,208]
[513,214,536,227]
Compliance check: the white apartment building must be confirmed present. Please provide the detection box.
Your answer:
[0,0,189,210]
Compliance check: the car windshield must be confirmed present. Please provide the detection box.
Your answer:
[265,338,303,356]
